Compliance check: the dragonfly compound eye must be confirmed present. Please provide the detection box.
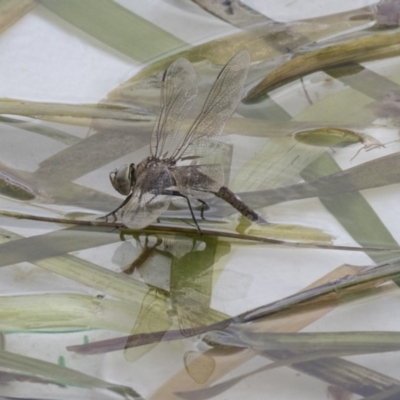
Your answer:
[109,164,134,195]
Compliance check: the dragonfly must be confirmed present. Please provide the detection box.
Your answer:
[108,50,266,231]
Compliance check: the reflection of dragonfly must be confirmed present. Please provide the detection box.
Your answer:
[108,51,265,230]
[124,287,172,362]
[123,235,224,364]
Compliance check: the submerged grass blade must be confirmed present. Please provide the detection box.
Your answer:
[0,349,141,398]
[327,63,400,101]
[223,330,400,353]
[230,138,325,193]
[0,99,151,122]
[294,128,365,147]
[177,346,400,400]
[0,226,173,339]
[147,265,357,400]
[215,151,400,226]
[68,235,231,355]
[0,210,394,252]
[185,265,400,398]
[33,122,152,185]
[245,29,400,102]
[0,0,37,34]
[0,116,81,146]
[239,262,400,323]
[192,0,269,28]
[0,163,38,200]
[0,226,120,268]
[0,225,157,326]
[300,153,400,260]
[86,261,400,352]
[179,348,400,400]
[35,254,150,303]
[273,354,400,398]
[40,0,186,61]
[0,293,138,332]
[363,386,400,400]
[127,5,373,84]
[246,224,333,244]
[186,268,400,399]
[69,259,399,354]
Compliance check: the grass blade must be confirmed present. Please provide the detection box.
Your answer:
[0,293,138,332]
[210,151,400,227]
[0,349,142,398]
[246,29,400,102]
[0,0,37,34]
[300,153,400,261]
[40,0,186,61]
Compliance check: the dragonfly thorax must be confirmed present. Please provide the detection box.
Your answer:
[109,163,136,196]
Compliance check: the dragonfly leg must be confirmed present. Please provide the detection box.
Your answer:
[123,236,162,274]
[167,190,202,233]
[197,199,208,220]
[102,193,133,222]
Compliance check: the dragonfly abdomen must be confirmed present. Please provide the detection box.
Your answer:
[215,186,266,223]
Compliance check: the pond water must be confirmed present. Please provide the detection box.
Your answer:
[1,1,400,399]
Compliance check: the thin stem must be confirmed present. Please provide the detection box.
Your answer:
[0,210,398,253]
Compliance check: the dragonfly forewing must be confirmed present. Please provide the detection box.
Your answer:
[171,50,251,160]
[150,58,198,159]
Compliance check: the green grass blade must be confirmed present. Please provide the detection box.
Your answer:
[301,153,400,261]
[0,0,37,34]
[0,226,119,267]
[40,0,186,61]
[229,331,400,353]
[0,349,141,397]
[0,116,80,146]
[0,293,137,332]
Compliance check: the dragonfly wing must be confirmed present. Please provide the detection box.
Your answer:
[150,58,198,158]
[174,293,226,337]
[124,288,172,362]
[174,293,212,337]
[121,166,174,229]
[172,50,250,159]
[171,164,224,200]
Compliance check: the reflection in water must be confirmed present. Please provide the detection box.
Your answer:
[114,233,231,370]
[124,287,172,362]
[184,351,216,384]
[124,236,163,275]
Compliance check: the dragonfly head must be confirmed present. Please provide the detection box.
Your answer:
[109,163,136,196]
